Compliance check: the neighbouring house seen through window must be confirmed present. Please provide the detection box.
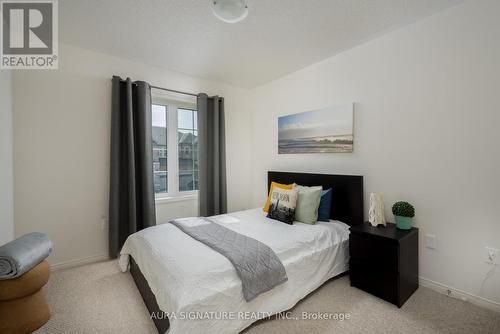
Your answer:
[152,104,168,193]
[178,108,198,192]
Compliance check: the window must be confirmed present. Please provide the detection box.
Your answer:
[152,104,168,193]
[152,100,198,198]
[178,108,198,192]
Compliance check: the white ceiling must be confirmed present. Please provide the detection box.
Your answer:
[60,0,461,88]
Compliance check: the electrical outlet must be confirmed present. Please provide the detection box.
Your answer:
[485,247,499,265]
[425,234,437,249]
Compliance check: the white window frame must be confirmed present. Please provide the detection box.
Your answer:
[152,96,198,201]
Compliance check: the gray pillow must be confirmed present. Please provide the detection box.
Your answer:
[294,185,322,224]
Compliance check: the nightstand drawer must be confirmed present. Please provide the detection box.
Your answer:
[349,233,398,272]
[349,258,397,274]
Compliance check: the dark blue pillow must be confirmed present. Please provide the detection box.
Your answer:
[317,188,332,222]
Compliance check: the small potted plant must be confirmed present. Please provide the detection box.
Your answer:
[392,201,415,230]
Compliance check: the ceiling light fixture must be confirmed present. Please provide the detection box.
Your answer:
[211,0,248,23]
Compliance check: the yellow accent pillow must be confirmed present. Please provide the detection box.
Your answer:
[263,182,295,212]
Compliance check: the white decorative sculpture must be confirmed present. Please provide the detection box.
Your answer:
[368,193,386,227]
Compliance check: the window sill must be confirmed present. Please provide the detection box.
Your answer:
[155,194,197,204]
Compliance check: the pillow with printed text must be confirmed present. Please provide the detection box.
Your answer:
[266,187,298,225]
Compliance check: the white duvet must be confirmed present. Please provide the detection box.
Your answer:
[119,208,350,334]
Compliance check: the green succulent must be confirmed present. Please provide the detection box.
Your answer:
[392,201,415,218]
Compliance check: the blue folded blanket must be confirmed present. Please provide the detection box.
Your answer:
[0,232,53,280]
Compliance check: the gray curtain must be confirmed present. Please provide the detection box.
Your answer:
[197,94,227,216]
[109,76,156,258]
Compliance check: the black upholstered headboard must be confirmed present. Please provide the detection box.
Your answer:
[267,171,364,226]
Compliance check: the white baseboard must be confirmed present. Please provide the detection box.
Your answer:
[419,276,500,313]
[50,254,110,271]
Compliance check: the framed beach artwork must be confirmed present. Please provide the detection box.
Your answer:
[278,104,354,154]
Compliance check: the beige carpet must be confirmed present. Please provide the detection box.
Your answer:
[34,260,500,334]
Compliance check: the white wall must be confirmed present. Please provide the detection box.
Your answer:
[13,43,252,266]
[249,0,500,305]
[155,197,198,224]
[0,70,14,245]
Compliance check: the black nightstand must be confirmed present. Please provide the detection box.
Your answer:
[349,222,418,307]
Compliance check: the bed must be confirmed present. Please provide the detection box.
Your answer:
[119,171,364,334]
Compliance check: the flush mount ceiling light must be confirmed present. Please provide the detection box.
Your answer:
[211,0,248,23]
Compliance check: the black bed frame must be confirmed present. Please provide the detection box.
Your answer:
[130,171,364,333]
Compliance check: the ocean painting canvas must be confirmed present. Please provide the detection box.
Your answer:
[278,104,353,154]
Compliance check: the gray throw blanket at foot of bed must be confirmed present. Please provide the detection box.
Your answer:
[170,218,288,301]
[0,232,53,280]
